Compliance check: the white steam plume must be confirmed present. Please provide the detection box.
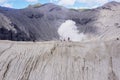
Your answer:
[58,20,86,41]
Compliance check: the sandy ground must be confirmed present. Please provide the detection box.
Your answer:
[0,40,120,80]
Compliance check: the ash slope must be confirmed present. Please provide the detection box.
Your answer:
[0,1,120,41]
[0,40,120,80]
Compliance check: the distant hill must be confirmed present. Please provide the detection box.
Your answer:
[28,3,41,8]
[0,1,120,41]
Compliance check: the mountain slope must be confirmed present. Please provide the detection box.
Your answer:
[0,1,120,41]
[0,40,120,80]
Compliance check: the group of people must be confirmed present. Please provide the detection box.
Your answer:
[32,37,119,42]
[32,37,71,42]
[61,37,71,42]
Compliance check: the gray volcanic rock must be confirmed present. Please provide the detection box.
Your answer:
[0,1,120,41]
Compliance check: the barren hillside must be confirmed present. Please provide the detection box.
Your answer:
[0,40,120,80]
[0,1,120,41]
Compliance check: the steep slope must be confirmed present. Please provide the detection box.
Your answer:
[0,2,120,41]
[0,40,120,80]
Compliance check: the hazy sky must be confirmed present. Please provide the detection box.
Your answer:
[0,0,120,9]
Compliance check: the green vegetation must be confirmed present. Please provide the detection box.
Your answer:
[78,8,90,11]
[70,8,90,12]
[28,3,41,8]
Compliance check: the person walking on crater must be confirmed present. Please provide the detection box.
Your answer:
[68,37,70,41]
[117,38,119,40]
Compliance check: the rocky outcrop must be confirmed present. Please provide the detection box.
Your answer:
[0,40,120,80]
